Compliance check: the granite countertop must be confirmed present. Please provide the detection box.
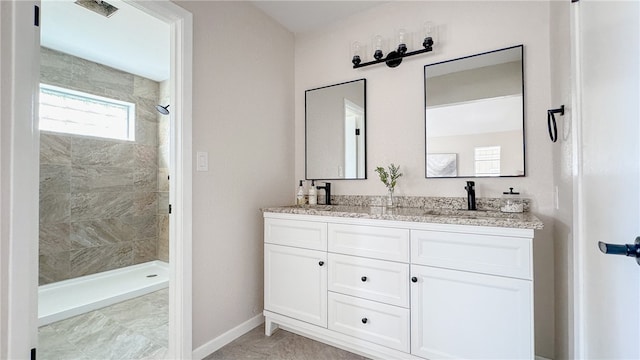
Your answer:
[262,204,544,230]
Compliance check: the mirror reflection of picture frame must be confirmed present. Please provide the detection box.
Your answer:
[427,153,457,177]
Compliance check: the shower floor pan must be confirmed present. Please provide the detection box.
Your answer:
[38,260,169,327]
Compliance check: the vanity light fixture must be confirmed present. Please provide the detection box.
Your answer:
[352,22,436,69]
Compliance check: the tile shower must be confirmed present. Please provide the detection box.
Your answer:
[38,47,170,285]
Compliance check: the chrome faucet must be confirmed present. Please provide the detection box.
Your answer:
[465,181,476,210]
[316,182,331,205]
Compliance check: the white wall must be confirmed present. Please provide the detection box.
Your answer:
[549,1,573,358]
[294,1,555,357]
[173,1,294,351]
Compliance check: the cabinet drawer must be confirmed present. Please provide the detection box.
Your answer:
[328,253,409,307]
[328,224,409,262]
[411,230,532,280]
[328,292,409,353]
[265,218,327,251]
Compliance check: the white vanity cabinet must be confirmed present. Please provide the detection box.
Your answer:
[263,212,537,360]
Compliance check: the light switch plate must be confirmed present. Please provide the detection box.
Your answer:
[196,151,208,172]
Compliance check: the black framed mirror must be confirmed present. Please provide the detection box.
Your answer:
[424,45,525,178]
[305,79,366,180]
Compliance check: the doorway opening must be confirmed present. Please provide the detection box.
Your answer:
[31,0,192,358]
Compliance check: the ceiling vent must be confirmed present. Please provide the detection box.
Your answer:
[74,0,119,18]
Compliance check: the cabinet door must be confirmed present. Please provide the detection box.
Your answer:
[410,265,533,359]
[264,244,327,327]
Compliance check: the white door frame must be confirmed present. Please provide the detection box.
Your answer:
[126,2,193,358]
[1,1,41,358]
[1,0,193,358]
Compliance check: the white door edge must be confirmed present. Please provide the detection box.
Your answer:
[570,1,585,358]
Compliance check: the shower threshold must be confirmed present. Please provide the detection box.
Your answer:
[38,260,169,326]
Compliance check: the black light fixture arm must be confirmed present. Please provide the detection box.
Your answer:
[353,36,434,69]
[354,46,433,69]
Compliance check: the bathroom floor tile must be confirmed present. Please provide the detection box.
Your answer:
[203,325,370,360]
[38,289,167,360]
[41,290,367,360]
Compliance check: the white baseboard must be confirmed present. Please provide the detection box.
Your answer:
[191,314,264,360]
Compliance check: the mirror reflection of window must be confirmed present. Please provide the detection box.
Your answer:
[474,146,501,176]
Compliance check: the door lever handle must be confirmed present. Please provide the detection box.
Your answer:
[598,237,640,265]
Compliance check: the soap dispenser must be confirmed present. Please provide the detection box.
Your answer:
[501,187,524,213]
[308,180,317,205]
[296,180,306,205]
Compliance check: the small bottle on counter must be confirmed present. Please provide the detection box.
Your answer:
[296,180,306,205]
[308,180,317,205]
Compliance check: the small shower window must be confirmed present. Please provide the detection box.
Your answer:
[39,84,135,141]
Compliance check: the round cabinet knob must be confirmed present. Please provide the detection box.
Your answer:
[361,318,368,324]
[361,276,367,282]
[318,261,324,266]
[411,277,418,283]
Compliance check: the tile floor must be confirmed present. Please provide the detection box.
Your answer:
[39,288,368,360]
[38,288,168,360]
[204,325,370,360]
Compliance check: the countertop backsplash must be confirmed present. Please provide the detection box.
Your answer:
[322,195,531,212]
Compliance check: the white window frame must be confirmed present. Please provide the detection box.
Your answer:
[39,84,136,141]
[474,146,501,176]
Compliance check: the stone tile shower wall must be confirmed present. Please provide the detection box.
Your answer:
[39,47,164,285]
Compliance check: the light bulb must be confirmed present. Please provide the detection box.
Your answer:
[422,21,435,49]
[352,41,362,66]
[373,35,384,60]
[397,28,407,54]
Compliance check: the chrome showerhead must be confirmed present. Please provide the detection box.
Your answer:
[156,104,170,115]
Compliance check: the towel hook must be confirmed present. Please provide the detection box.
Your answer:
[547,105,565,143]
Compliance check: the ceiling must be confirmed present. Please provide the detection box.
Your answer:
[250,1,386,34]
[40,1,385,82]
[41,0,170,81]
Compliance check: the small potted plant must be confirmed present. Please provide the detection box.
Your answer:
[375,163,403,207]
